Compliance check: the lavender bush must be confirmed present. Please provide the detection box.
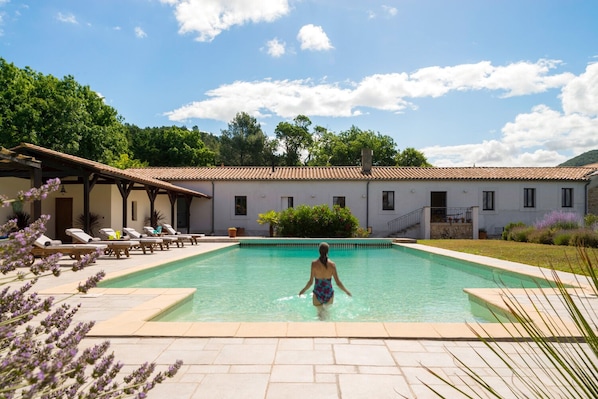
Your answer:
[0,178,181,398]
[534,210,581,231]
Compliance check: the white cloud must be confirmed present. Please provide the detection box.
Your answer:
[135,26,147,38]
[165,59,598,167]
[160,0,290,42]
[166,59,573,124]
[561,62,598,116]
[297,24,333,51]
[266,38,285,58]
[369,5,398,19]
[422,63,598,167]
[382,5,398,17]
[56,12,77,24]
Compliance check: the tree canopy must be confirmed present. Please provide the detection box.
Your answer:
[0,58,128,164]
[126,124,215,167]
[219,112,271,166]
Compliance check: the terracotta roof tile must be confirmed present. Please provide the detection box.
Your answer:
[13,143,210,198]
[128,166,597,182]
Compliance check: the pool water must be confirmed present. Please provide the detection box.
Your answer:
[100,245,552,323]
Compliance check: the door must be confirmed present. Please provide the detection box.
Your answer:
[430,191,447,222]
[177,197,188,229]
[55,198,73,243]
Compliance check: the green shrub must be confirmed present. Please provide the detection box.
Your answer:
[527,227,554,245]
[553,230,573,246]
[585,213,598,230]
[277,204,359,237]
[569,229,598,248]
[502,222,526,240]
[505,225,533,242]
[353,227,371,238]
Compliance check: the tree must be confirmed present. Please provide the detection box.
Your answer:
[309,126,398,166]
[0,58,128,164]
[275,115,313,166]
[306,128,340,166]
[396,147,432,167]
[109,153,148,169]
[219,112,269,165]
[128,125,215,166]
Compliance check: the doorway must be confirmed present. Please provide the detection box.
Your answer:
[55,198,73,243]
[430,191,447,222]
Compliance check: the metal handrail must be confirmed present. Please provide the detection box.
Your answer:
[387,208,422,234]
[430,207,472,223]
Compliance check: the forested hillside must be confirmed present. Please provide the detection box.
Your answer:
[559,150,598,166]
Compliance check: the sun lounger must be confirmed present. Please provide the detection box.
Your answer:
[143,226,183,247]
[159,224,195,245]
[121,227,167,250]
[65,228,139,259]
[100,227,164,253]
[30,233,107,265]
[162,224,204,244]
[99,228,156,254]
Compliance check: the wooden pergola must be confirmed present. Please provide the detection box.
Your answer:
[0,143,210,236]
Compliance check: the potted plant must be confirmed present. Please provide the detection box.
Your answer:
[227,227,237,238]
[257,210,279,237]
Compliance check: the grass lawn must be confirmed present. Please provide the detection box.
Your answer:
[418,239,597,276]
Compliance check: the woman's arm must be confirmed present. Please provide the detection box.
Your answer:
[299,264,315,295]
[332,264,352,297]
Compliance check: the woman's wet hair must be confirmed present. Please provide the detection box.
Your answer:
[319,242,329,268]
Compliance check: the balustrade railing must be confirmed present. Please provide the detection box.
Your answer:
[430,207,472,223]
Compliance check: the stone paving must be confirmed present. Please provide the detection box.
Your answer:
[13,239,596,398]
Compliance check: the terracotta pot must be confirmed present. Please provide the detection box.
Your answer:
[228,228,237,238]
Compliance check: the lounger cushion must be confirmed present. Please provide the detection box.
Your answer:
[35,234,63,248]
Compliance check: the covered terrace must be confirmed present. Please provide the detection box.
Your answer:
[0,143,210,241]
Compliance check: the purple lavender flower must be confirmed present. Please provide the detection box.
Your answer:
[1,179,182,397]
[534,210,582,230]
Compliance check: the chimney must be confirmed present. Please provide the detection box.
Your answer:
[361,148,373,174]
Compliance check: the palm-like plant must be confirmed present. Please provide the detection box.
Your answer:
[426,247,598,398]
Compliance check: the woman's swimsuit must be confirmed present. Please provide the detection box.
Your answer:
[313,278,334,304]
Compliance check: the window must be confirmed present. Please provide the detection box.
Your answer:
[333,196,346,208]
[235,196,247,215]
[131,201,137,221]
[562,188,573,208]
[382,191,394,210]
[281,196,293,210]
[482,191,495,211]
[523,188,535,208]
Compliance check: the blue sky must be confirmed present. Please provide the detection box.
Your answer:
[1,0,597,167]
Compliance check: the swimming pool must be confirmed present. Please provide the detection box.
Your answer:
[99,243,554,323]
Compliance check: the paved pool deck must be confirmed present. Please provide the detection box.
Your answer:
[17,239,596,398]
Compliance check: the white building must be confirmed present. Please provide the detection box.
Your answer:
[2,144,597,239]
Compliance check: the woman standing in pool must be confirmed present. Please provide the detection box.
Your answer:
[299,242,352,308]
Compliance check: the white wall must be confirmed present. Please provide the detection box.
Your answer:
[0,177,31,226]
[3,175,591,239]
[175,179,590,237]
